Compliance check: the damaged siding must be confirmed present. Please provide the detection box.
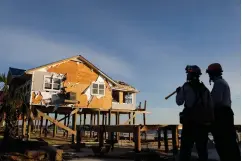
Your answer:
[43,60,112,109]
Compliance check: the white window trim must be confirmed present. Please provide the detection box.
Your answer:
[91,82,105,96]
[43,75,61,92]
[123,92,133,104]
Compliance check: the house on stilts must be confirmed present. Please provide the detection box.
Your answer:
[7,55,149,142]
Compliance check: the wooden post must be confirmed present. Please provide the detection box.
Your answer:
[76,127,82,152]
[79,113,82,125]
[27,118,31,140]
[172,125,179,155]
[22,115,26,137]
[116,112,120,141]
[157,129,161,149]
[143,101,147,140]
[63,114,67,137]
[39,116,43,137]
[128,113,131,141]
[53,112,58,137]
[104,113,107,139]
[66,114,70,138]
[99,126,104,148]
[164,127,169,153]
[133,112,136,125]
[97,110,100,141]
[44,113,49,137]
[102,113,105,125]
[108,110,111,140]
[83,113,86,136]
[93,114,96,137]
[90,114,93,138]
[97,111,100,126]
[72,112,77,143]
[134,126,141,152]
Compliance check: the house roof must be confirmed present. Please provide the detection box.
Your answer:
[25,55,139,93]
[9,67,26,76]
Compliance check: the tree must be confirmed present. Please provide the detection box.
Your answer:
[0,73,37,151]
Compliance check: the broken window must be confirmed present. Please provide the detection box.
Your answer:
[44,76,61,91]
[112,90,119,102]
[123,92,132,104]
[91,83,105,96]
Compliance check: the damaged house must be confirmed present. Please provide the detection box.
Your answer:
[7,55,148,140]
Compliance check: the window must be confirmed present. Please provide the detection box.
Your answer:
[44,76,61,91]
[91,83,105,96]
[112,90,119,102]
[123,92,132,104]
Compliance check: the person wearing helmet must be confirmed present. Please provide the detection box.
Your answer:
[176,65,214,161]
[206,63,240,161]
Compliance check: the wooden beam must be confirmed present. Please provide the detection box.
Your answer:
[27,118,31,140]
[97,110,100,126]
[48,108,79,128]
[53,112,58,137]
[72,113,77,143]
[133,112,136,125]
[123,112,136,125]
[116,112,120,141]
[99,126,104,148]
[143,101,146,125]
[134,126,141,152]
[157,129,161,149]
[164,128,169,153]
[119,91,123,104]
[63,114,67,137]
[172,125,179,155]
[79,114,82,125]
[128,113,131,141]
[83,113,86,137]
[37,110,76,136]
[44,113,49,137]
[90,114,93,138]
[66,114,70,138]
[39,116,43,137]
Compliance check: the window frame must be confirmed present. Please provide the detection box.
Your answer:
[91,82,105,96]
[43,75,62,92]
[124,92,133,104]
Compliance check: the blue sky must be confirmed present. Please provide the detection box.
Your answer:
[0,0,241,124]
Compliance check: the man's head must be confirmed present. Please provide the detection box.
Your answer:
[185,65,202,81]
[206,63,223,82]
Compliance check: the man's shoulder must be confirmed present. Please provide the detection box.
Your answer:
[215,78,229,87]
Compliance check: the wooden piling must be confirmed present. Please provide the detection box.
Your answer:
[172,125,179,155]
[158,129,161,149]
[128,113,131,141]
[164,128,169,153]
[83,113,86,136]
[99,126,104,148]
[134,126,141,152]
[133,112,136,125]
[39,116,43,137]
[90,114,93,138]
[63,114,67,137]
[66,114,70,138]
[44,113,49,137]
[53,112,58,137]
[72,112,77,143]
[27,118,31,140]
[104,113,107,139]
[116,112,120,141]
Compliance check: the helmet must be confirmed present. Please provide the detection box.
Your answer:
[185,65,202,75]
[206,63,223,74]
